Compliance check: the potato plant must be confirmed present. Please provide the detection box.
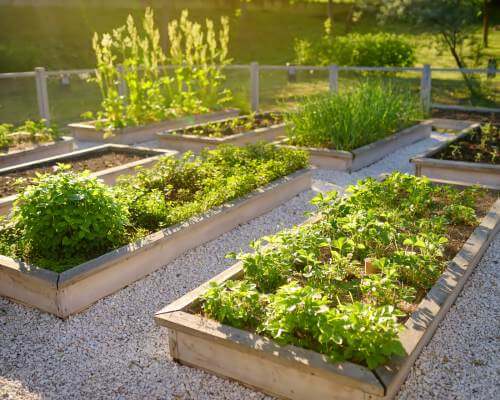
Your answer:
[202,173,484,369]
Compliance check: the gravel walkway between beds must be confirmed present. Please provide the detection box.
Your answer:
[1,133,498,400]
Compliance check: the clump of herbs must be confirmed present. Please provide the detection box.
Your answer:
[5,166,129,271]
[0,120,61,152]
[201,173,483,369]
[285,81,424,151]
[116,143,308,232]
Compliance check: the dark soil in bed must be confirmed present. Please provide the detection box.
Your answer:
[0,150,144,197]
[172,112,283,138]
[431,109,499,124]
[433,125,499,165]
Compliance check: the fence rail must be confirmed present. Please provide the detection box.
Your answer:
[0,63,498,126]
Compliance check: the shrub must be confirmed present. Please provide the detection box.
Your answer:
[285,81,424,151]
[295,32,415,67]
[0,124,12,149]
[13,168,129,268]
[87,8,232,132]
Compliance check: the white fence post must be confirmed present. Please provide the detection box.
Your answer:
[35,67,50,124]
[329,65,339,92]
[420,64,431,114]
[250,62,260,112]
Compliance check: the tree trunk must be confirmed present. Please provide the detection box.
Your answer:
[483,0,490,48]
[345,4,355,34]
[444,33,478,98]
[327,0,334,24]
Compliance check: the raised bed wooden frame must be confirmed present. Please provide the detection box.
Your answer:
[68,110,239,144]
[0,144,177,216]
[0,169,311,318]
[279,122,432,171]
[411,123,500,190]
[157,117,285,153]
[0,136,74,169]
[155,197,500,400]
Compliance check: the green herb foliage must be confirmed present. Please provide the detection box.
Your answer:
[0,144,308,272]
[202,173,483,369]
[8,167,129,271]
[116,143,308,232]
[0,119,61,152]
[285,81,424,151]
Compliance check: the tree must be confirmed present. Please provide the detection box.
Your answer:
[482,0,491,47]
[377,0,483,96]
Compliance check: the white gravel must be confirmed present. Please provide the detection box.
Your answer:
[1,132,498,400]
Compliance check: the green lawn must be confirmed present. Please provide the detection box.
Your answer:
[0,1,498,126]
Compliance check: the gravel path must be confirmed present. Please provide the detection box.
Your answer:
[1,133,498,400]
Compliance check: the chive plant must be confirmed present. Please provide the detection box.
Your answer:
[285,81,424,151]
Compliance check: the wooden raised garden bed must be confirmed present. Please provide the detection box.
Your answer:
[280,122,431,171]
[157,112,285,153]
[0,169,311,318]
[0,144,177,216]
[68,109,239,144]
[155,182,500,400]
[412,123,500,190]
[0,136,74,169]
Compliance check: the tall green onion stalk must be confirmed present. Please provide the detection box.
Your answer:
[86,8,232,132]
[285,81,425,151]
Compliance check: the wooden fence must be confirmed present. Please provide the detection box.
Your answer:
[0,63,498,124]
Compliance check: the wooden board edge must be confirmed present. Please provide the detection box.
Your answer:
[374,197,500,397]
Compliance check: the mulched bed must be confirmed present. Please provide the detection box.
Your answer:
[172,112,283,138]
[0,150,143,197]
[433,125,499,165]
[431,109,499,124]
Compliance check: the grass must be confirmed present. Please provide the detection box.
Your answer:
[284,80,424,151]
[0,1,498,126]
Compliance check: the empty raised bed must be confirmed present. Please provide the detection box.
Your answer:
[280,81,431,171]
[156,173,500,400]
[69,110,239,144]
[157,112,285,152]
[412,123,499,189]
[0,144,311,318]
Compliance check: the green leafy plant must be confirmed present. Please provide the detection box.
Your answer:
[116,143,309,232]
[0,143,307,272]
[0,124,13,149]
[200,173,485,369]
[12,167,129,270]
[295,28,415,67]
[437,123,499,165]
[285,81,424,151]
[86,8,232,133]
[0,120,60,152]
